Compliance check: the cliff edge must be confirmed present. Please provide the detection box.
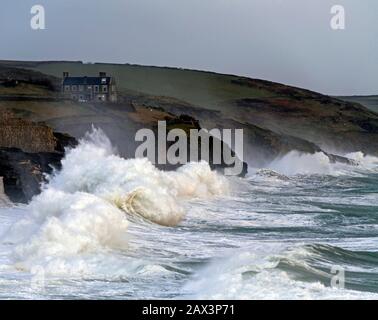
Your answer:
[0,110,77,203]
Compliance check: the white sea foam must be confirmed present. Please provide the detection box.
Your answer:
[345,152,378,169]
[267,151,334,175]
[0,129,377,298]
[266,150,378,176]
[3,128,228,272]
[47,128,228,226]
[3,190,129,272]
[184,247,378,300]
[0,195,11,208]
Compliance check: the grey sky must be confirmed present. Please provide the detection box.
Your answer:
[0,0,377,95]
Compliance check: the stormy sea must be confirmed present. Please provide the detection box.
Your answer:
[0,129,377,300]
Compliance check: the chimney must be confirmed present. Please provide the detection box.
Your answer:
[99,72,106,77]
[63,72,69,78]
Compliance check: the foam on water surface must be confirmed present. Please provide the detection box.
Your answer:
[0,129,377,299]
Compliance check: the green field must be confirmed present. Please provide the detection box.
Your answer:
[21,61,275,110]
[1,60,378,161]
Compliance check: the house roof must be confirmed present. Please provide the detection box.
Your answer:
[63,76,112,86]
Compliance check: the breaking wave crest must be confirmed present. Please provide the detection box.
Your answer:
[4,128,228,270]
[7,190,129,272]
[48,128,228,226]
[266,151,378,176]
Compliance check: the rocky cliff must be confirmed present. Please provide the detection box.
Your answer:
[0,110,77,203]
[0,61,373,176]
[0,110,56,153]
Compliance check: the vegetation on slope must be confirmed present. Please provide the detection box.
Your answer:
[1,60,378,163]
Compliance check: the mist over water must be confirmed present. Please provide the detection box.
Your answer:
[0,129,378,299]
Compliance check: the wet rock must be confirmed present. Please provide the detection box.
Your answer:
[0,111,77,203]
[0,147,64,203]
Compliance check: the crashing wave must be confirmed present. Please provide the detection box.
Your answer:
[6,190,129,270]
[45,128,228,226]
[344,152,378,169]
[266,151,378,176]
[3,128,228,270]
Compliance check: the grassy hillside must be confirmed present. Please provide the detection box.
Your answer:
[0,60,275,110]
[1,60,378,162]
[338,96,378,113]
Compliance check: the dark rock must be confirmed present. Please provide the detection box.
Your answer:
[0,147,63,203]
[156,114,248,177]
[325,153,359,166]
[53,132,78,153]
[0,110,78,203]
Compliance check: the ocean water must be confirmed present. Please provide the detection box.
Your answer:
[0,129,377,300]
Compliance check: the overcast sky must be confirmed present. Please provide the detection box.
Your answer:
[0,0,377,95]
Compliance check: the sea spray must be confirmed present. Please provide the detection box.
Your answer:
[5,190,129,272]
[47,128,229,226]
[0,140,377,297]
[345,152,378,169]
[4,128,229,271]
[268,151,333,175]
[266,151,378,176]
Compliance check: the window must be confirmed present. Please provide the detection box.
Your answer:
[79,85,84,91]
[72,85,77,92]
[72,94,77,100]
[102,85,108,93]
[64,85,70,92]
[87,86,92,90]
[94,85,99,93]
